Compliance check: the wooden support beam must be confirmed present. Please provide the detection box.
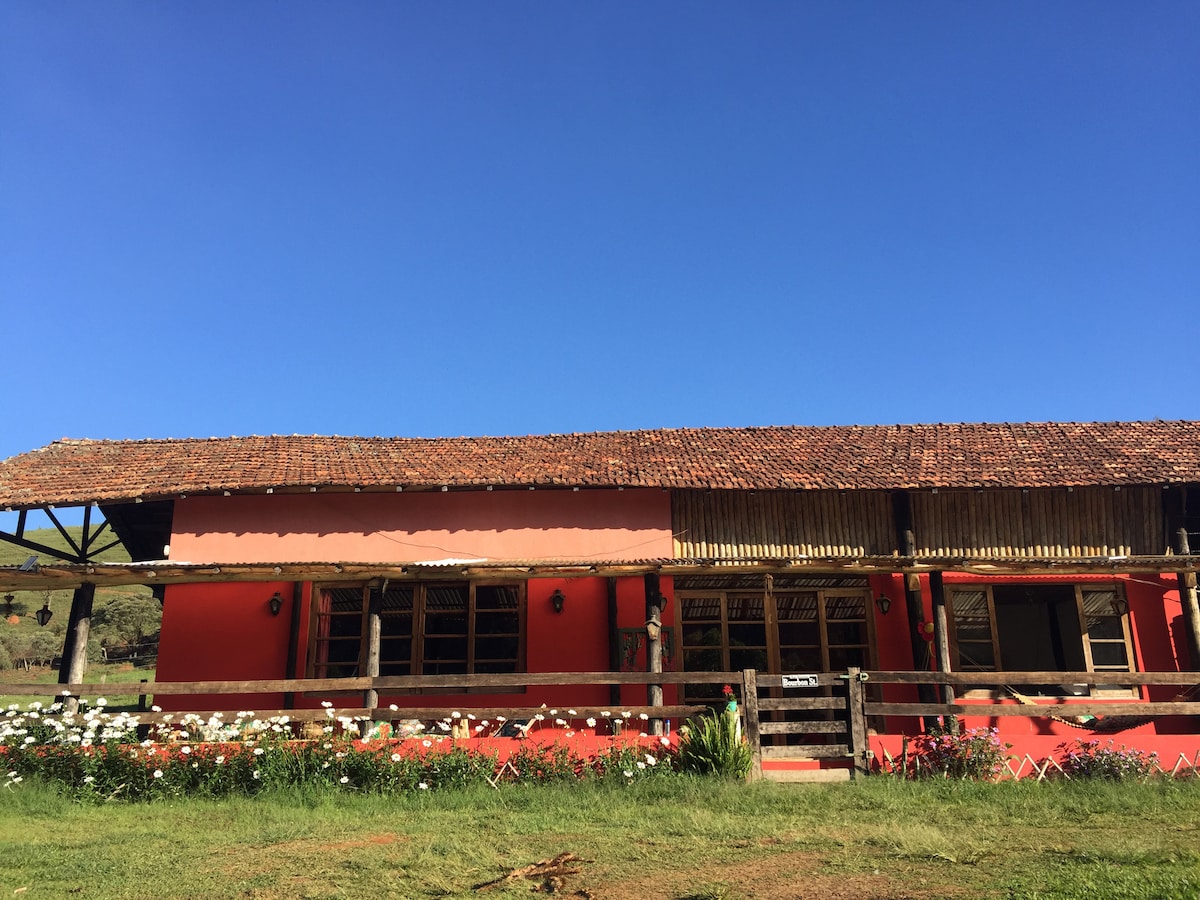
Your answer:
[741,668,763,781]
[1169,484,1200,669]
[283,582,304,709]
[364,583,383,710]
[929,571,957,732]
[845,666,870,778]
[644,573,664,736]
[57,583,95,711]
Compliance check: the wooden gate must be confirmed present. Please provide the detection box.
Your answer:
[741,667,871,780]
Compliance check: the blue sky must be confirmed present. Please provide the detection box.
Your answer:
[2,2,1197,464]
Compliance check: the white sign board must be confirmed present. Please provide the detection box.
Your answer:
[781,674,819,689]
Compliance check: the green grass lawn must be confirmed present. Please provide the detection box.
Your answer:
[1,778,1198,899]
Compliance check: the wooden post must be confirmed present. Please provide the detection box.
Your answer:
[58,583,95,712]
[892,490,939,727]
[741,668,763,781]
[644,573,664,736]
[283,581,303,709]
[607,577,621,706]
[846,666,870,778]
[1169,486,1200,669]
[363,584,382,712]
[929,571,958,733]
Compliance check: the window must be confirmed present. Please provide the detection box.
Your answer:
[946,583,1135,696]
[309,581,524,679]
[677,582,875,704]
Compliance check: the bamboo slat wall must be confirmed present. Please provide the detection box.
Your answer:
[672,490,894,559]
[909,486,1167,558]
[672,486,1168,560]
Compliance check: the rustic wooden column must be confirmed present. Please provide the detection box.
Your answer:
[644,572,664,736]
[845,666,870,778]
[607,577,622,706]
[741,668,763,781]
[1166,484,1200,668]
[892,491,939,728]
[58,583,95,713]
[363,584,382,711]
[283,582,304,709]
[928,571,957,732]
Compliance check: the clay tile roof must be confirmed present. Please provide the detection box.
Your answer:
[2,421,1199,507]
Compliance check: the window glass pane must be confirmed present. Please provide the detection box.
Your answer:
[681,596,721,619]
[778,621,820,646]
[956,641,995,670]
[425,584,468,611]
[776,593,818,620]
[425,613,467,634]
[1081,590,1119,618]
[1090,642,1130,668]
[730,647,769,671]
[476,636,519,661]
[829,647,865,670]
[379,660,412,676]
[380,637,411,664]
[951,590,989,618]
[382,586,413,612]
[727,595,764,620]
[425,659,467,675]
[1087,617,1125,640]
[476,584,519,610]
[475,660,517,674]
[954,618,992,642]
[683,624,722,646]
[728,623,766,647]
[424,636,467,661]
[824,595,867,620]
[780,648,822,671]
[827,622,867,646]
[684,648,725,671]
[476,611,518,635]
[327,615,363,639]
[381,615,412,638]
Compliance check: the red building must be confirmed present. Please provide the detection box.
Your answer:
[2,422,1199,770]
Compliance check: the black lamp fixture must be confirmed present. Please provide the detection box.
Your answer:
[875,595,892,616]
[268,592,284,616]
[550,589,566,614]
[34,600,53,628]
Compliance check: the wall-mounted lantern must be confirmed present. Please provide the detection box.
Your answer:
[268,592,284,616]
[875,595,892,616]
[550,589,566,614]
[34,600,53,628]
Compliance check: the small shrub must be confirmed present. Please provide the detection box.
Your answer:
[678,710,752,779]
[909,725,1011,781]
[1059,740,1158,781]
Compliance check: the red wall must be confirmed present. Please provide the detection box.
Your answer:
[169,489,673,564]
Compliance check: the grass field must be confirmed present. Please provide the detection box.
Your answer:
[2,778,1198,899]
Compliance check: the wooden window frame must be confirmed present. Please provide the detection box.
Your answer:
[946,582,1136,698]
[307,580,526,681]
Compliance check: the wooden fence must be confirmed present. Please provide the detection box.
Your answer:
[4,669,1199,780]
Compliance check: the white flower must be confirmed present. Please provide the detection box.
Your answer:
[586,718,597,728]
[180,745,191,755]
[252,770,261,779]
[623,770,633,778]
[83,775,95,784]
[253,747,264,756]
[548,709,558,716]
[639,713,649,721]
[622,711,631,717]
[601,711,611,717]
[391,753,402,762]
[389,704,398,711]
[555,719,567,726]
[151,705,162,713]
[417,782,428,790]
[339,776,349,784]
[153,769,163,778]
[422,740,432,748]
[96,698,107,707]
[451,711,461,719]
[660,737,671,746]
[636,761,646,770]
[645,754,657,766]
[568,709,577,716]
[215,755,225,764]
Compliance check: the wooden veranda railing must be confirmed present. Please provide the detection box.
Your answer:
[5,669,1199,780]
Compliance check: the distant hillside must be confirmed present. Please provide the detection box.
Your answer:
[0,525,132,567]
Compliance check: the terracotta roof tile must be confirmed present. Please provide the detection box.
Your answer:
[2,421,1200,507]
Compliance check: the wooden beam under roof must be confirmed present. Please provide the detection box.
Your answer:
[1,554,1198,592]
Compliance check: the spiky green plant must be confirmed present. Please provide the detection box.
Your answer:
[677,710,752,779]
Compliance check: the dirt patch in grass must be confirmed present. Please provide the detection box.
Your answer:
[582,848,969,900]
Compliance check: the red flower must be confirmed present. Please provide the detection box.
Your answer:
[722,685,733,696]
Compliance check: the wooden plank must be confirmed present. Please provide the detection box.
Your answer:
[760,744,849,760]
[754,673,844,688]
[758,721,846,735]
[863,670,1200,686]
[845,666,869,778]
[756,697,847,712]
[864,701,1200,717]
[741,668,763,781]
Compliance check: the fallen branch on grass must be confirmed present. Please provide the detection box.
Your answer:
[474,852,587,893]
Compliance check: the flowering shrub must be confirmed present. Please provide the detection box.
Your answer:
[1059,740,1158,781]
[908,725,1011,781]
[678,696,751,780]
[0,700,679,802]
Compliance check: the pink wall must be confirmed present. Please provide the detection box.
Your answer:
[169,490,673,564]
